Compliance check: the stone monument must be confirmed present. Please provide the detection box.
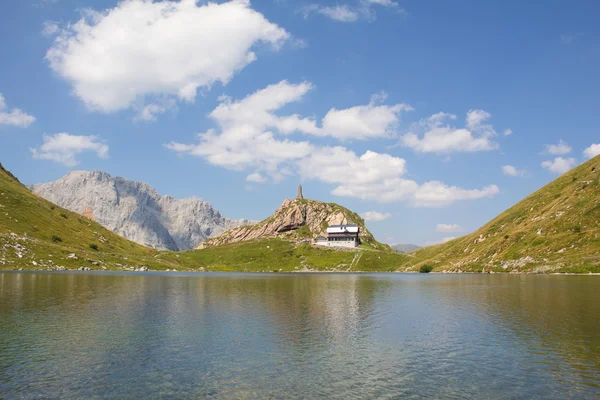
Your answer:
[297,185,303,199]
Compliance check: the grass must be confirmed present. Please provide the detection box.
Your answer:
[0,162,406,272]
[165,238,408,272]
[400,155,600,273]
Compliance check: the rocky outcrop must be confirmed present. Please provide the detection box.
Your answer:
[201,198,384,249]
[31,170,253,251]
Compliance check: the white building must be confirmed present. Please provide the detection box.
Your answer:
[315,225,360,248]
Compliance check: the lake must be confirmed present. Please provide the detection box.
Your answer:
[1,272,599,399]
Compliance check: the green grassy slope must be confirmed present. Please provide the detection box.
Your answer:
[0,163,406,272]
[0,163,181,271]
[401,156,600,273]
[162,238,407,272]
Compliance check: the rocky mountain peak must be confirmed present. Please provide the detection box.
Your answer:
[31,170,253,251]
[201,197,386,250]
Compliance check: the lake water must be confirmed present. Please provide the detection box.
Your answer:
[1,272,599,399]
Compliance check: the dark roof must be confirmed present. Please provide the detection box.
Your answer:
[328,224,359,228]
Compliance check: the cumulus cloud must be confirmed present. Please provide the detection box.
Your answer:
[30,133,108,166]
[361,211,392,222]
[320,93,413,140]
[299,147,499,206]
[502,165,527,177]
[134,99,176,122]
[302,0,404,22]
[168,81,499,207]
[583,143,600,159]
[541,157,576,175]
[400,109,498,153]
[41,21,59,37]
[246,172,267,183]
[46,0,289,117]
[0,94,36,128]
[503,128,513,136]
[166,80,411,179]
[543,140,572,155]
[436,224,463,233]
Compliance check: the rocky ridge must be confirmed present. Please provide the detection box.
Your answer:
[201,197,386,250]
[31,170,253,251]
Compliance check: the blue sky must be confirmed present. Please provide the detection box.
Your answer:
[1,0,599,246]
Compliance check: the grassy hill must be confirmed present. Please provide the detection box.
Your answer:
[202,197,391,251]
[0,163,407,272]
[401,156,600,273]
[162,238,407,272]
[0,163,182,271]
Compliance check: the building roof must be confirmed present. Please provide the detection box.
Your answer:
[326,225,359,234]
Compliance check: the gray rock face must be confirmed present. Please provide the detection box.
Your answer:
[31,170,253,251]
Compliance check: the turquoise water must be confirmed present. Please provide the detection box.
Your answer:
[1,272,599,399]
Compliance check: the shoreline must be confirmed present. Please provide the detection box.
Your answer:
[2,269,600,276]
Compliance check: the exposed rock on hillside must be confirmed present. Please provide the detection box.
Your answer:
[31,170,252,251]
[201,198,387,250]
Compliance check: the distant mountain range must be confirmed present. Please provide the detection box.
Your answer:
[391,244,421,253]
[31,170,253,251]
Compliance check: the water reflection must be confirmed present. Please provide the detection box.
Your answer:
[0,272,599,399]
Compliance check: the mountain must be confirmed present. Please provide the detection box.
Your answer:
[391,244,421,253]
[401,156,600,273]
[201,197,389,251]
[0,162,180,271]
[1,163,407,272]
[31,170,253,251]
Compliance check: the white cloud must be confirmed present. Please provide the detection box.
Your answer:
[46,0,289,116]
[246,172,267,183]
[544,140,572,155]
[320,94,413,140]
[361,211,392,221]
[30,133,108,166]
[400,109,498,153]
[166,81,411,178]
[426,236,457,246]
[0,94,36,128]
[541,157,576,175]
[168,81,500,207]
[302,0,403,22]
[299,147,499,206]
[436,224,463,233]
[134,99,176,122]
[503,128,513,136]
[583,143,600,159]
[318,5,360,22]
[42,21,59,37]
[502,165,527,177]
[412,181,499,207]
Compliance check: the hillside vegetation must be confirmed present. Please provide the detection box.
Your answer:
[0,163,181,271]
[0,163,406,272]
[164,238,407,272]
[401,156,600,273]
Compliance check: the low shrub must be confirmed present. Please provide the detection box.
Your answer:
[89,243,99,251]
[419,264,433,273]
[60,213,68,219]
[51,235,62,243]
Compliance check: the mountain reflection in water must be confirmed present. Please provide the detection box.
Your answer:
[0,272,599,399]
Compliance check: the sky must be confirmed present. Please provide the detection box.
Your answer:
[1,0,599,246]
